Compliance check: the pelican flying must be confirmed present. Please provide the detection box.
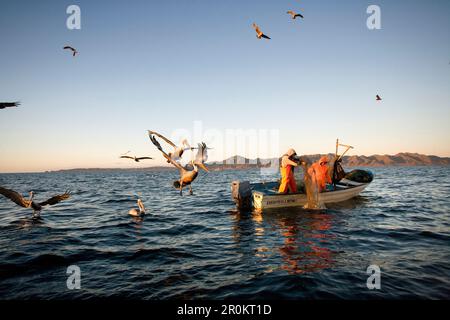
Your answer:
[0,102,20,109]
[287,10,304,19]
[63,46,78,57]
[120,155,153,162]
[252,23,271,40]
[147,131,198,164]
[0,186,70,218]
[148,133,209,195]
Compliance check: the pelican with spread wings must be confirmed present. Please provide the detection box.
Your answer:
[147,131,198,164]
[287,10,304,19]
[148,132,209,195]
[119,154,153,162]
[0,186,70,218]
[252,23,271,40]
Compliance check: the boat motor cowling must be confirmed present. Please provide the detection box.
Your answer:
[231,181,252,210]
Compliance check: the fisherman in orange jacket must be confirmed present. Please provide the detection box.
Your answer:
[278,148,300,194]
[308,155,332,192]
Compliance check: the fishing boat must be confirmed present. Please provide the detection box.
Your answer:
[231,178,371,210]
[231,140,373,210]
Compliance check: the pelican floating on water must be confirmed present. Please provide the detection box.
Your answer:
[129,199,146,216]
[287,10,304,19]
[0,186,70,218]
[0,102,20,109]
[252,23,271,40]
[148,133,209,195]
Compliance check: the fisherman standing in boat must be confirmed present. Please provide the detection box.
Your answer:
[278,148,301,194]
[308,155,332,192]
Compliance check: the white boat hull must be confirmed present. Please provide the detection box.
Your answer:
[252,179,370,210]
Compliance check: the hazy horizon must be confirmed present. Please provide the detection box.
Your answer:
[1,0,449,173]
[1,150,448,174]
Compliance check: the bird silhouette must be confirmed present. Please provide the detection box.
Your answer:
[0,102,20,109]
[63,46,78,57]
[287,10,304,19]
[120,155,153,162]
[252,23,271,40]
[376,95,382,101]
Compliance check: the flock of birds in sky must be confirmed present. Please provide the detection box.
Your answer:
[1,5,387,219]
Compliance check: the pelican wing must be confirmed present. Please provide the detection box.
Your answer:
[120,155,134,160]
[147,131,177,148]
[261,34,271,39]
[63,46,74,51]
[149,134,184,171]
[135,157,153,161]
[0,102,20,109]
[0,186,31,208]
[180,138,191,150]
[296,13,304,18]
[195,143,209,163]
[39,191,70,207]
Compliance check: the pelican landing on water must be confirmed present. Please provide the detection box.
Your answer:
[0,186,70,218]
[148,133,209,196]
[128,199,146,217]
[0,102,20,109]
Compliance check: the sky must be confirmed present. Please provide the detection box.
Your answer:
[0,0,449,173]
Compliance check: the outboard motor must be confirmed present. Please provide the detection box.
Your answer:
[231,181,252,210]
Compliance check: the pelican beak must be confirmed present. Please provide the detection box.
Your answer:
[198,163,209,172]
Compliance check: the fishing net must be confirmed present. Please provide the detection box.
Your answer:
[299,157,326,210]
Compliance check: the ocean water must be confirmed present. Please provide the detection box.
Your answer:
[0,166,449,299]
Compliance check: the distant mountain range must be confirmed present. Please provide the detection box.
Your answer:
[207,153,450,170]
[47,153,449,173]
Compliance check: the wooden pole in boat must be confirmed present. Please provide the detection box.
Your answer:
[336,138,339,157]
[337,143,354,161]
